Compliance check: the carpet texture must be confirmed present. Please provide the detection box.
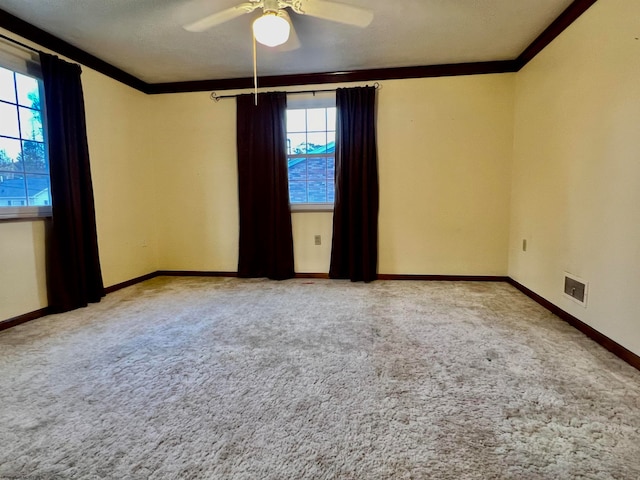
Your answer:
[0,277,639,479]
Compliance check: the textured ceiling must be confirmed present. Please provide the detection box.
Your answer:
[0,0,576,84]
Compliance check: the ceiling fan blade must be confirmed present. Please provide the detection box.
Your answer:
[299,0,373,28]
[183,2,259,32]
[277,10,301,51]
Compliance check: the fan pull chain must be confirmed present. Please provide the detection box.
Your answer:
[253,32,258,105]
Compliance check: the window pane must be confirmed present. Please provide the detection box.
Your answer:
[327,156,335,179]
[19,107,44,141]
[308,180,327,203]
[0,67,16,103]
[327,107,336,131]
[0,66,50,214]
[0,137,22,166]
[286,105,335,207]
[286,109,306,133]
[289,181,307,203]
[288,157,307,182]
[22,141,48,174]
[326,132,335,152]
[0,103,19,138]
[306,108,327,131]
[16,73,40,108]
[26,174,50,206]
[287,132,307,154]
[288,157,307,204]
[307,157,326,180]
[307,132,327,153]
[0,173,26,206]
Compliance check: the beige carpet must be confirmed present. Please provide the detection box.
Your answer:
[0,277,639,479]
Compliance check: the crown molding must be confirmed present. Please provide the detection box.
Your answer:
[148,60,518,94]
[1,0,599,94]
[0,8,151,93]
[515,0,598,69]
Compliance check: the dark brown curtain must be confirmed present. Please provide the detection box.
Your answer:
[40,53,104,313]
[329,86,379,282]
[236,92,294,280]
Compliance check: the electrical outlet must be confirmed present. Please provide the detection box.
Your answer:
[314,235,321,245]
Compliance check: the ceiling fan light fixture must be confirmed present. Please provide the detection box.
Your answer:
[252,12,290,47]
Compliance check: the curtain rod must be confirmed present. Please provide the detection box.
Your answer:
[0,33,42,55]
[210,82,380,102]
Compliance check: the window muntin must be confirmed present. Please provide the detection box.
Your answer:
[0,64,50,218]
[286,106,336,207]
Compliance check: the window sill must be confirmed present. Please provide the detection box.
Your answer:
[290,203,334,213]
[0,206,52,222]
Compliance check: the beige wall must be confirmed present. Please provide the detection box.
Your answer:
[0,220,48,319]
[291,212,333,274]
[149,93,239,272]
[378,75,514,275]
[0,31,158,321]
[509,0,640,353]
[83,69,158,287]
[149,90,335,274]
[150,75,515,276]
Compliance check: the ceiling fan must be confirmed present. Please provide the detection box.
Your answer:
[183,0,374,48]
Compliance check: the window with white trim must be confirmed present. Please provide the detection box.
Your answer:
[286,92,335,211]
[0,48,50,220]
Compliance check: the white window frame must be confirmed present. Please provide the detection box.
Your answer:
[286,91,336,213]
[0,42,51,221]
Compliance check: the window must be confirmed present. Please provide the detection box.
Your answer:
[0,58,50,220]
[286,99,336,210]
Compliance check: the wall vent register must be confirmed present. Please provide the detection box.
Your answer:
[564,272,588,307]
